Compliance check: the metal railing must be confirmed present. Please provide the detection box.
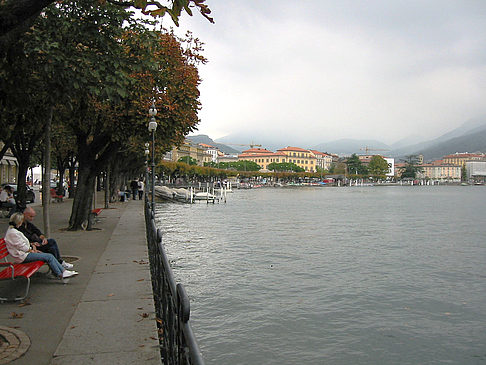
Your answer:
[144,198,205,365]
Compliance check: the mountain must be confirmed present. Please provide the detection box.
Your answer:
[215,133,297,153]
[313,139,391,156]
[389,117,486,160]
[186,135,240,154]
[412,127,486,160]
[390,134,426,150]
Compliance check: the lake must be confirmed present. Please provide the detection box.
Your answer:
[154,186,486,365]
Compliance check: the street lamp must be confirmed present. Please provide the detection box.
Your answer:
[144,143,150,201]
[148,101,157,211]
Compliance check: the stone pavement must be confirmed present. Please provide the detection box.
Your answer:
[0,193,161,364]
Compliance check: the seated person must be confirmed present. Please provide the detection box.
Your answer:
[0,185,16,217]
[5,213,78,279]
[18,206,74,269]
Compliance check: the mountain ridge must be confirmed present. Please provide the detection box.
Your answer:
[188,116,486,161]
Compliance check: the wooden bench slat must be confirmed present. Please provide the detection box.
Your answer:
[0,238,45,301]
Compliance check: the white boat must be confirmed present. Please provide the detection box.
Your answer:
[154,186,192,202]
[194,192,218,201]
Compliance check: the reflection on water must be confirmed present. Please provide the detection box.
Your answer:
[155,186,486,365]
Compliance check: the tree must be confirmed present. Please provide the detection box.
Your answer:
[400,155,423,179]
[346,154,367,175]
[1,0,205,229]
[367,155,389,178]
[0,0,213,51]
[267,162,304,172]
[461,165,467,182]
[178,156,198,165]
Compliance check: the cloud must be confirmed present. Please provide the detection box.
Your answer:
[175,0,486,145]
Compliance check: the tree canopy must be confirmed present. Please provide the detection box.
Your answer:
[267,162,305,173]
[0,0,213,50]
[0,0,206,229]
[178,156,198,165]
[367,155,389,178]
[346,154,367,175]
[400,155,423,179]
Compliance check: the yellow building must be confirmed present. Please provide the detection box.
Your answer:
[443,153,485,166]
[418,162,461,181]
[238,148,288,171]
[277,146,317,172]
[238,146,321,172]
[166,140,212,166]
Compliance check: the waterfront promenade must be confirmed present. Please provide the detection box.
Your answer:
[0,193,161,364]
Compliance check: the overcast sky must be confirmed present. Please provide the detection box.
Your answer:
[171,1,486,146]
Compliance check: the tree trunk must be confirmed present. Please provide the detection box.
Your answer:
[15,155,29,208]
[68,156,76,198]
[68,163,96,230]
[42,107,52,237]
[56,156,66,196]
[104,169,110,208]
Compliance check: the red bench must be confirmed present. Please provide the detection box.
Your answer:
[91,208,103,216]
[84,208,103,230]
[50,188,64,202]
[0,238,45,301]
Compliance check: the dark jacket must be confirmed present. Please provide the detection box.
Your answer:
[17,221,43,244]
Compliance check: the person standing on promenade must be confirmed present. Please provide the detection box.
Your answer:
[138,179,144,200]
[130,179,139,200]
[18,206,74,270]
[5,213,78,279]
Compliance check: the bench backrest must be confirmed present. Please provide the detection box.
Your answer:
[0,238,8,260]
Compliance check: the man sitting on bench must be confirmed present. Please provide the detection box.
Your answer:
[5,213,78,279]
[18,207,74,270]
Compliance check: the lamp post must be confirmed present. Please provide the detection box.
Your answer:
[148,101,157,211]
[144,143,150,202]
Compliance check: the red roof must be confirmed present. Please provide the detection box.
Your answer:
[241,148,274,154]
[239,152,287,158]
[199,143,215,148]
[277,146,310,152]
[310,150,329,157]
[443,153,484,159]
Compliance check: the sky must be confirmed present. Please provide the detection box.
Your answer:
[169,0,486,146]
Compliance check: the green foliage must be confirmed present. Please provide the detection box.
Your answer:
[400,155,423,179]
[346,154,368,175]
[368,155,389,177]
[0,0,206,229]
[267,162,305,172]
[204,160,261,171]
[178,156,198,165]
[461,165,467,182]
[160,161,227,179]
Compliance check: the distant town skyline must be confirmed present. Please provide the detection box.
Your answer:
[171,1,486,144]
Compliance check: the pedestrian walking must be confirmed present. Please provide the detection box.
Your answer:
[130,179,139,200]
[138,180,144,200]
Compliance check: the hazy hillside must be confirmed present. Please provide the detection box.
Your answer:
[188,116,486,160]
[313,139,391,155]
[186,135,240,154]
[415,127,486,160]
[389,117,486,160]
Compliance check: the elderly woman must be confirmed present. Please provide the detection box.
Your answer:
[5,212,78,279]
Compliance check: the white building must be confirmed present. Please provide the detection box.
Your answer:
[466,161,486,182]
[384,157,395,177]
[198,143,219,162]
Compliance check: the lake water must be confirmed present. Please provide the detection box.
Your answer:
[154,186,486,365]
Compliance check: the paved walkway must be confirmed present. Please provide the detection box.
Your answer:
[0,194,160,364]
